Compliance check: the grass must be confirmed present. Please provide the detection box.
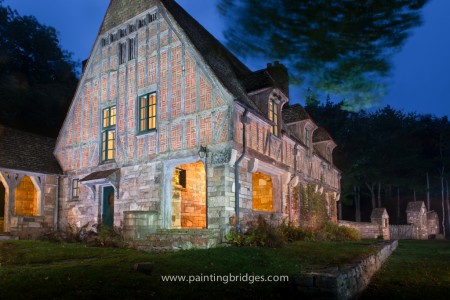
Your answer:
[361,240,450,300]
[0,239,380,299]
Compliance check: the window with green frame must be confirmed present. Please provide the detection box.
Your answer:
[101,106,116,162]
[138,92,157,133]
[269,99,278,136]
[72,179,80,199]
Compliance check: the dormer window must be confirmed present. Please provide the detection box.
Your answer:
[269,99,279,136]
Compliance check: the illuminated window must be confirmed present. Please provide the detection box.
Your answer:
[138,92,157,133]
[174,168,186,188]
[72,179,80,199]
[269,100,279,136]
[102,106,116,129]
[101,106,116,162]
[101,130,116,162]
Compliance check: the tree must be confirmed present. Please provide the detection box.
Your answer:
[218,0,429,109]
[0,2,78,137]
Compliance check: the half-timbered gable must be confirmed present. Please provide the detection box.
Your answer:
[49,0,341,248]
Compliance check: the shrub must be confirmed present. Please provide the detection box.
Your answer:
[41,223,126,248]
[227,217,360,248]
[315,222,360,241]
[227,215,286,248]
[86,225,126,248]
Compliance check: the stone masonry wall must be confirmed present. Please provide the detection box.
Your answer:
[338,220,385,239]
[294,240,398,300]
[11,174,58,239]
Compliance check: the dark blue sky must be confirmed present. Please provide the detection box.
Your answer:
[3,0,449,117]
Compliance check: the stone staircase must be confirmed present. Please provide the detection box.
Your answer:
[130,228,220,252]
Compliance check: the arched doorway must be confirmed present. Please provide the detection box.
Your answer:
[252,172,273,212]
[171,161,206,229]
[15,176,38,216]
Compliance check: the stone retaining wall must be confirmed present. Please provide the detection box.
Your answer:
[129,228,220,252]
[294,240,398,300]
[339,220,384,239]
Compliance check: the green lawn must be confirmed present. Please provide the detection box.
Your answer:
[0,240,379,299]
[361,240,450,300]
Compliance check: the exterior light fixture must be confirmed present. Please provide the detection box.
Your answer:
[198,145,207,159]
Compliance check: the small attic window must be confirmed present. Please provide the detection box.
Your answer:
[101,38,107,47]
[119,28,127,38]
[138,19,146,28]
[128,24,136,33]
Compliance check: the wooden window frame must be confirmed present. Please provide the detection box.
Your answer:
[138,92,157,133]
[269,99,279,136]
[72,179,80,199]
[101,106,117,162]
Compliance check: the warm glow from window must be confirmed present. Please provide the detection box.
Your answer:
[15,176,37,216]
[252,172,273,212]
[269,100,278,135]
[138,92,157,132]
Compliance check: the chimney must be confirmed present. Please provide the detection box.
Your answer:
[267,61,289,97]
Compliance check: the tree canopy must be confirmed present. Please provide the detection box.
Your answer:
[0,1,78,137]
[218,0,429,109]
[304,98,450,225]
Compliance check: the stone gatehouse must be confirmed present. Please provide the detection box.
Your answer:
[1,0,341,247]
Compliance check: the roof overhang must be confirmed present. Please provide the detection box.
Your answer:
[80,168,120,198]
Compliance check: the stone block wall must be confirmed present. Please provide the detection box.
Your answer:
[294,240,398,299]
[10,174,58,239]
[339,220,385,239]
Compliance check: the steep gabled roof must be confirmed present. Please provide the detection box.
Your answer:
[282,104,312,124]
[406,201,426,212]
[99,0,262,113]
[0,125,62,174]
[313,127,333,143]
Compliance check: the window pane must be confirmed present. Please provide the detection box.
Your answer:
[149,117,156,129]
[149,93,156,105]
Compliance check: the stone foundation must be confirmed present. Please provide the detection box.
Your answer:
[130,228,220,252]
[123,210,158,240]
[10,216,48,239]
[294,240,398,300]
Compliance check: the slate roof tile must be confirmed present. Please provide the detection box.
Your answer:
[0,125,62,174]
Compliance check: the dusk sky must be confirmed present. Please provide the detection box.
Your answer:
[3,0,449,118]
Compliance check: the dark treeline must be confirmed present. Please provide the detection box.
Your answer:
[303,98,450,234]
[0,2,78,137]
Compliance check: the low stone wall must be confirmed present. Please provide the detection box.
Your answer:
[9,216,48,239]
[123,211,158,240]
[130,228,220,252]
[339,220,385,239]
[294,240,398,300]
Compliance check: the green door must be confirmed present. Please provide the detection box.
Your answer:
[102,186,115,227]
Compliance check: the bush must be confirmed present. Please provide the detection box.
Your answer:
[41,223,126,248]
[315,222,360,241]
[227,217,360,248]
[227,215,286,248]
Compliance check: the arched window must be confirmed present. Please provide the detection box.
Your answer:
[15,176,38,216]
